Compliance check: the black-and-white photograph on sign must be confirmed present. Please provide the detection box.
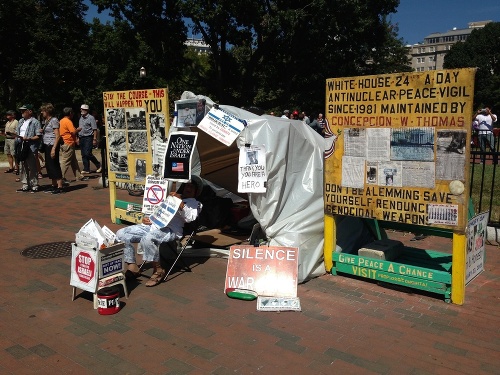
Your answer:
[163,131,198,181]
[135,158,147,181]
[109,151,128,172]
[108,130,127,152]
[126,108,147,130]
[106,108,126,129]
[366,162,378,185]
[390,128,435,161]
[436,130,466,181]
[149,113,165,141]
[377,161,402,187]
[128,131,148,153]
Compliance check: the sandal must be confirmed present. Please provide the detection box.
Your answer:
[4,169,13,173]
[145,269,166,287]
[15,178,21,182]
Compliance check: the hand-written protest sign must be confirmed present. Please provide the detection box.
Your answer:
[142,175,169,215]
[324,68,476,231]
[238,145,267,193]
[149,195,182,229]
[466,211,488,285]
[162,131,197,181]
[198,107,245,146]
[225,245,298,297]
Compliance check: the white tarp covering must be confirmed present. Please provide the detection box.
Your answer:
[175,92,326,282]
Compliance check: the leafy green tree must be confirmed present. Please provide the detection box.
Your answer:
[0,0,91,113]
[444,22,500,111]
[181,0,411,111]
[90,0,187,95]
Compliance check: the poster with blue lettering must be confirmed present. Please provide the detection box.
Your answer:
[198,106,245,146]
[162,131,198,182]
[238,145,267,193]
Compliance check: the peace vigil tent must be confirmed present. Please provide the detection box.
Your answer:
[175,92,326,282]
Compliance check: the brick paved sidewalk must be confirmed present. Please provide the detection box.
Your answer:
[0,171,499,374]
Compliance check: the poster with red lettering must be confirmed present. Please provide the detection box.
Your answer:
[70,244,98,293]
[225,245,299,297]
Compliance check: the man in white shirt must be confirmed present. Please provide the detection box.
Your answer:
[473,106,497,163]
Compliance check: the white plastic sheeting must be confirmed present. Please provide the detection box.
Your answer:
[176,92,326,282]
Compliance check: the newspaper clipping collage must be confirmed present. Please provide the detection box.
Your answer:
[324,68,476,231]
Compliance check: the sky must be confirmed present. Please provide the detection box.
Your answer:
[85,1,500,45]
[391,0,500,45]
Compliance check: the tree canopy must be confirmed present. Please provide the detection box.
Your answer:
[444,22,500,111]
[1,0,412,116]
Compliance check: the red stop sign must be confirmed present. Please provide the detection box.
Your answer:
[75,251,96,283]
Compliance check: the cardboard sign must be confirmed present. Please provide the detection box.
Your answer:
[198,107,245,146]
[162,131,198,181]
[238,145,267,193]
[225,245,299,297]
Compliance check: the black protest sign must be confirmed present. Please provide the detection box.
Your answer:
[163,131,198,181]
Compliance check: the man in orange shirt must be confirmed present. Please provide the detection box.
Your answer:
[59,107,87,182]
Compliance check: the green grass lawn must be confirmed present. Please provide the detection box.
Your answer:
[470,163,500,224]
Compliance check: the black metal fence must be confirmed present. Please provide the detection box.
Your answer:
[469,130,499,227]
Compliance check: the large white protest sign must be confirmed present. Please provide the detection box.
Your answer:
[198,107,245,146]
[238,145,267,193]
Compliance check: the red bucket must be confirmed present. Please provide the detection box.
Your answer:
[97,286,120,315]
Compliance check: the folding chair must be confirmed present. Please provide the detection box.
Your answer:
[160,220,200,281]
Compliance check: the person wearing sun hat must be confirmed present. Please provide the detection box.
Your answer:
[15,104,42,193]
[115,175,203,287]
[2,110,19,174]
[78,104,102,174]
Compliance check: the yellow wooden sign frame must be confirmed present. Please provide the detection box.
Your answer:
[323,68,476,305]
[102,88,169,224]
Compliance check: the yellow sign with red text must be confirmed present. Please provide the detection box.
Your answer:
[324,68,476,231]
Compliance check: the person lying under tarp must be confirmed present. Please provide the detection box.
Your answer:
[116,176,203,287]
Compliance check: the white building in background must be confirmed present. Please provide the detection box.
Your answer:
[408,20,491,72]
[184,37,210,54]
